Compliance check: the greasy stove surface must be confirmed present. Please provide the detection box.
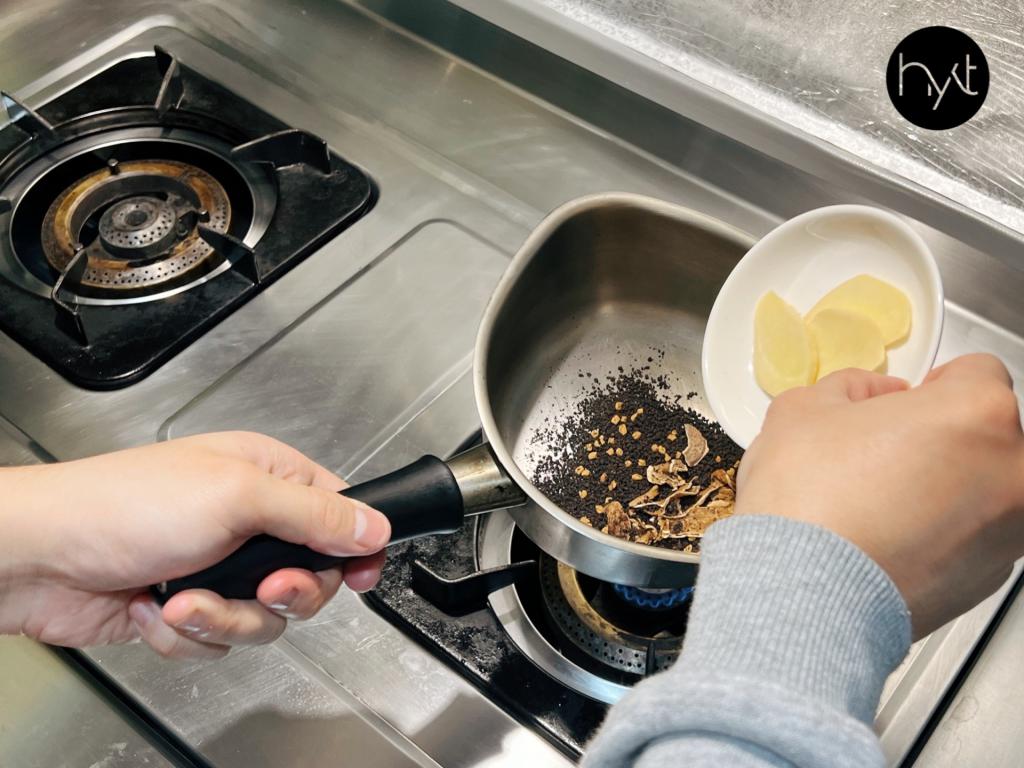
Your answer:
[1,1,1024,767]
[0,53,372,388]
[366,505,699,758]
[366,521,608,758]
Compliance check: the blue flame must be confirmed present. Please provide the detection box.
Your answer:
[612,584,693,610]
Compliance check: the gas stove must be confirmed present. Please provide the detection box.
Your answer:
[3,3,1024,768]
[367,497,694,758]
[0,49,373,388]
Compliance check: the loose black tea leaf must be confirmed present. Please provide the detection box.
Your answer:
[530,366,743,552]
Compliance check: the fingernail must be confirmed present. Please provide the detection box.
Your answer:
[172,612,203,633]
[352,504,390,550]
[129,600,160,629]
[268,589,299,613]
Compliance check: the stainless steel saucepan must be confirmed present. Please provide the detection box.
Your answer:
[153,193,754,602]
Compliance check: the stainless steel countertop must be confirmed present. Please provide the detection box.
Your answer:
[0,1,1023,766]
[0,637,175,768]
[915,580,1024,766]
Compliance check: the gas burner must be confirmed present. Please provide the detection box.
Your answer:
[40,159,231,293]
[540,557,688,677]
[6,131,272,306]
[0,48,373,387]
[4,128,274,307]
[366,505,614,757]
[478,510,691,703]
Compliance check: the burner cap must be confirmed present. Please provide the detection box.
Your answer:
[98,196,178,259]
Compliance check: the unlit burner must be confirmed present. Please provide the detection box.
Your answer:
[40,158,231,291]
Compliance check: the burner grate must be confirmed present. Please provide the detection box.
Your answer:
[364,520,608,759]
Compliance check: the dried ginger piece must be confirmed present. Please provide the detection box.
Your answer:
[651,482,701,514]
[659,516,698,539]
[605,501,636,539]
[635,522,661,545]
[659,503,727,539]
[662,480,722,519]
[682,424,709,467]
[628,486,660,509]
[646,459,687,486]
[630,478,701,515]
[716,487,735,502]
[711,467,734,489]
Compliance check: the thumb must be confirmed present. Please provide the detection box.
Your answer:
[814,368,909,403]
[923,353,1013,388]
[248,475,391,556]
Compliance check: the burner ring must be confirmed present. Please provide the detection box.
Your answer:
[539,557,682,676]
[40,159,232,290]
[480,510,696,704]
[480,510,628,703]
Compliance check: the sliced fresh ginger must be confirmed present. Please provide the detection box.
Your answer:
[806,274,911,346]
[753,291,818,396]
[806,308,886,379]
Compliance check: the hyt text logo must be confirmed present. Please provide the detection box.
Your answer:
[886,26,989,130]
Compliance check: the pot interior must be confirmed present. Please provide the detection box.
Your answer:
[484,199,754,500]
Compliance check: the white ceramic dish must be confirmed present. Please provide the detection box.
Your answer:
[701,205,944,448]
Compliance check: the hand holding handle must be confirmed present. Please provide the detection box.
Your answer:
[151,455,464,602]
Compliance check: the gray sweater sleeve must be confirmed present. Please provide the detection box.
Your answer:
[582,515,912,768]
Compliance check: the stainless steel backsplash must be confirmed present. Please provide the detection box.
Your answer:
[534,0,1024,235]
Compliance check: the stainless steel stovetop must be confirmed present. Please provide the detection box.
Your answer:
[2,1,1024,767]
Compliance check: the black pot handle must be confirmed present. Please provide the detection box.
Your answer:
[150,455,464,603]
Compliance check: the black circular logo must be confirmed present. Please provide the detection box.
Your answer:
[886,26,988,130]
